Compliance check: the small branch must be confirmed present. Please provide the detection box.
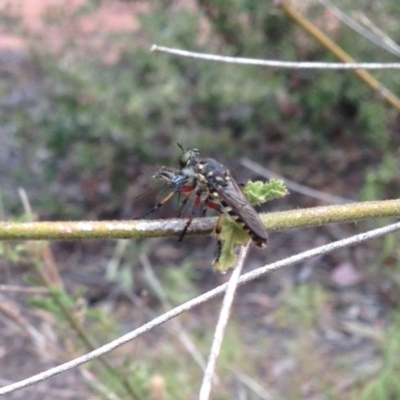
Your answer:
[2,221,400,395]
[0,285,49,294]
[199,242,250,400]
[1,199,400,240]
[262,200,400,231]
[0,219,201,240]
[151,45,400,70]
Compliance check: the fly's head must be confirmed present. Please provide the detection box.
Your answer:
[177,143,200,169]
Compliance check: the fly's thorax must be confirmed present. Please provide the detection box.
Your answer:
[213,171,231,188]
[194,158,231,189]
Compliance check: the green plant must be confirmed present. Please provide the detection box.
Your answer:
[359,313,400,400]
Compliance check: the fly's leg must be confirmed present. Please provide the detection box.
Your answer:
[178,190,203,242]
[177,184,196,217]
[135,191,176,219]
[178,195,190,217]
[204,196,225,264]
[136,182,194,220]
[213,213,225,265]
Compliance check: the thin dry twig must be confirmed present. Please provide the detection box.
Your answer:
[151,45,400,69]
[0,293,46,348]
[0,285,49,294]
[199,242,250,400]
[232,370,276,400]
[241,158,353,204]
[317,0,400,57]
[355,12,400,56]
[79,368,122,400]
[2,221,400,396]
[140,254,207,371]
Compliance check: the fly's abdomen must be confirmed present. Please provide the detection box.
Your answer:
[220,200,268,248]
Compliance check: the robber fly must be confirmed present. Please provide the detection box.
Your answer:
[144,145,268,259]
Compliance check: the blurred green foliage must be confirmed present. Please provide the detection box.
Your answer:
[359,313,400,400]
[362,155,400,200]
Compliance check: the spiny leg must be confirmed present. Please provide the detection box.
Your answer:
[212,213,225,265]
[178,191,202,242]
[201,197,225,263]
[135,191,176,219]
[178,195,190,218]
[176,183,196,217]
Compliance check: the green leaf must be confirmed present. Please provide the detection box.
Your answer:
[243,179,288,205]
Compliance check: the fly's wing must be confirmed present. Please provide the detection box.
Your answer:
[212,170,268,247]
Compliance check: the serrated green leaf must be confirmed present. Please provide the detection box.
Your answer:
[243,179,288,205]
[212,217,249,273]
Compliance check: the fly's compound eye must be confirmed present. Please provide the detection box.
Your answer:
[178,148,200,168]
